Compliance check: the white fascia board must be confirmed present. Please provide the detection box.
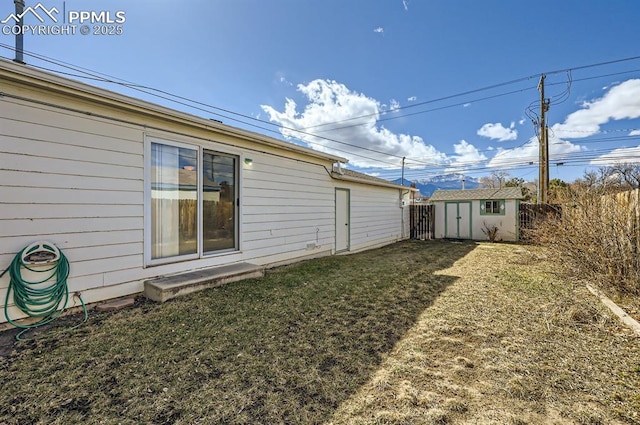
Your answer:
[0,58,347,164]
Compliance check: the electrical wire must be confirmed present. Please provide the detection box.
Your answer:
[1,44,639,175]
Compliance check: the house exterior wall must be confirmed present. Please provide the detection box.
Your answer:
[433,199,519,242]
[336,181,409,253]
[0,68,408,324]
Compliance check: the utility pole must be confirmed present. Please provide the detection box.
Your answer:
[13,0,26,64]
[401,156,405,186]
[538,74,550,204]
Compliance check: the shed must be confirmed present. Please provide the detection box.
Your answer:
[429,188,524,242]
[0,59,413,323]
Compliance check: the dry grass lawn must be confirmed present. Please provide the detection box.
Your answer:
[0,240,638,424]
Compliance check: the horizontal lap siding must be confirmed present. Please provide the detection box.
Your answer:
[2,81,409,323]
[0,99,144,320]
[341,182,406,252]
[242,155,334,263]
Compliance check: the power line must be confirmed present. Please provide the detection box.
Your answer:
[1,44,640,175]
[0,45,406,167]
[545,55,640,76]
[313,87,536,134]
[298,76,538,131]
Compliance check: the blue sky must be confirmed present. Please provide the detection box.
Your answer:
[2,0,640,184]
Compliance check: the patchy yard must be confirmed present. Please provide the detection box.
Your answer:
[0,241,638,424]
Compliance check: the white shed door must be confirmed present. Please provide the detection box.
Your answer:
[445,202,471,239]
[335,189,350,252]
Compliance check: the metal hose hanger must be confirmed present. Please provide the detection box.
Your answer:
[2,241,87,341]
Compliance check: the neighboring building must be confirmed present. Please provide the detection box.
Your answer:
[0,59,413,323]
[429,188,524,242]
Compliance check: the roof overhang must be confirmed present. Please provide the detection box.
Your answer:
[0,58,347,164]
[330,171,417,191]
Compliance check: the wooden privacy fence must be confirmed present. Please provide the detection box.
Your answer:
[602,188,640,239]
[410,204,434,240]
[609,188,640,213]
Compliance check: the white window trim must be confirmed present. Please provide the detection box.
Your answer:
[144,136,200,267]
[201,148,241,257]
[144,134,245,267]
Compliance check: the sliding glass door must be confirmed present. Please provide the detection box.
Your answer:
[202,150,236,253]
[150,143,198,259]
[148,139,238,263]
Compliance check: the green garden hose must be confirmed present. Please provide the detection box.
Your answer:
[2,243,87,340]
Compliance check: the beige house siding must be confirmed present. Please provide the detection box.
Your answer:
[347,182,409,252]
[1,96,145,320]
[0,60,410,324]
[241,153,336,264]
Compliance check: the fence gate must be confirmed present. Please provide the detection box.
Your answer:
[410,204,434,240]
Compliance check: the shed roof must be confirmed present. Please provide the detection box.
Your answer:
[429,187,524,202]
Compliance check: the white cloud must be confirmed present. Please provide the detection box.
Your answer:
[549,79,640,166]
[488,79,640,169]
[373,27,384,33]
[446,139,488,172]
[477,122,518,141]
[552,79,640,138]
[407,96,417,102]
[260,79,450,168]
[402,0,409,11]
[463,103,471,108]
[590,146,640,166]
[389,99,400,111]
[519,118,525,125]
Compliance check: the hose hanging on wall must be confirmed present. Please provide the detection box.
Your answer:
[1,241,87,340]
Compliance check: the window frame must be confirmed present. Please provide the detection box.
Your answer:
[201,149,239,256]
[480,199,505,216]
[144,135,241,267]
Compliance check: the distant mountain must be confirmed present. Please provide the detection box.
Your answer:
[392,173,479,196]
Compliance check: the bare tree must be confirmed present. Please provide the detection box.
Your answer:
[602,163,640,189]
[574,163,640,194]
[479,171,510,189]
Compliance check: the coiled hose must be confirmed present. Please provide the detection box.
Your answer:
[2,245,87,340]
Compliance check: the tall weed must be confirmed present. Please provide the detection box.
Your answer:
[533,190,640,295]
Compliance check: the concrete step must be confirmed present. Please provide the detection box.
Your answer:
[143,262,264,303]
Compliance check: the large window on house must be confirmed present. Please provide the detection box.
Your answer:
[148,138,239,263]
